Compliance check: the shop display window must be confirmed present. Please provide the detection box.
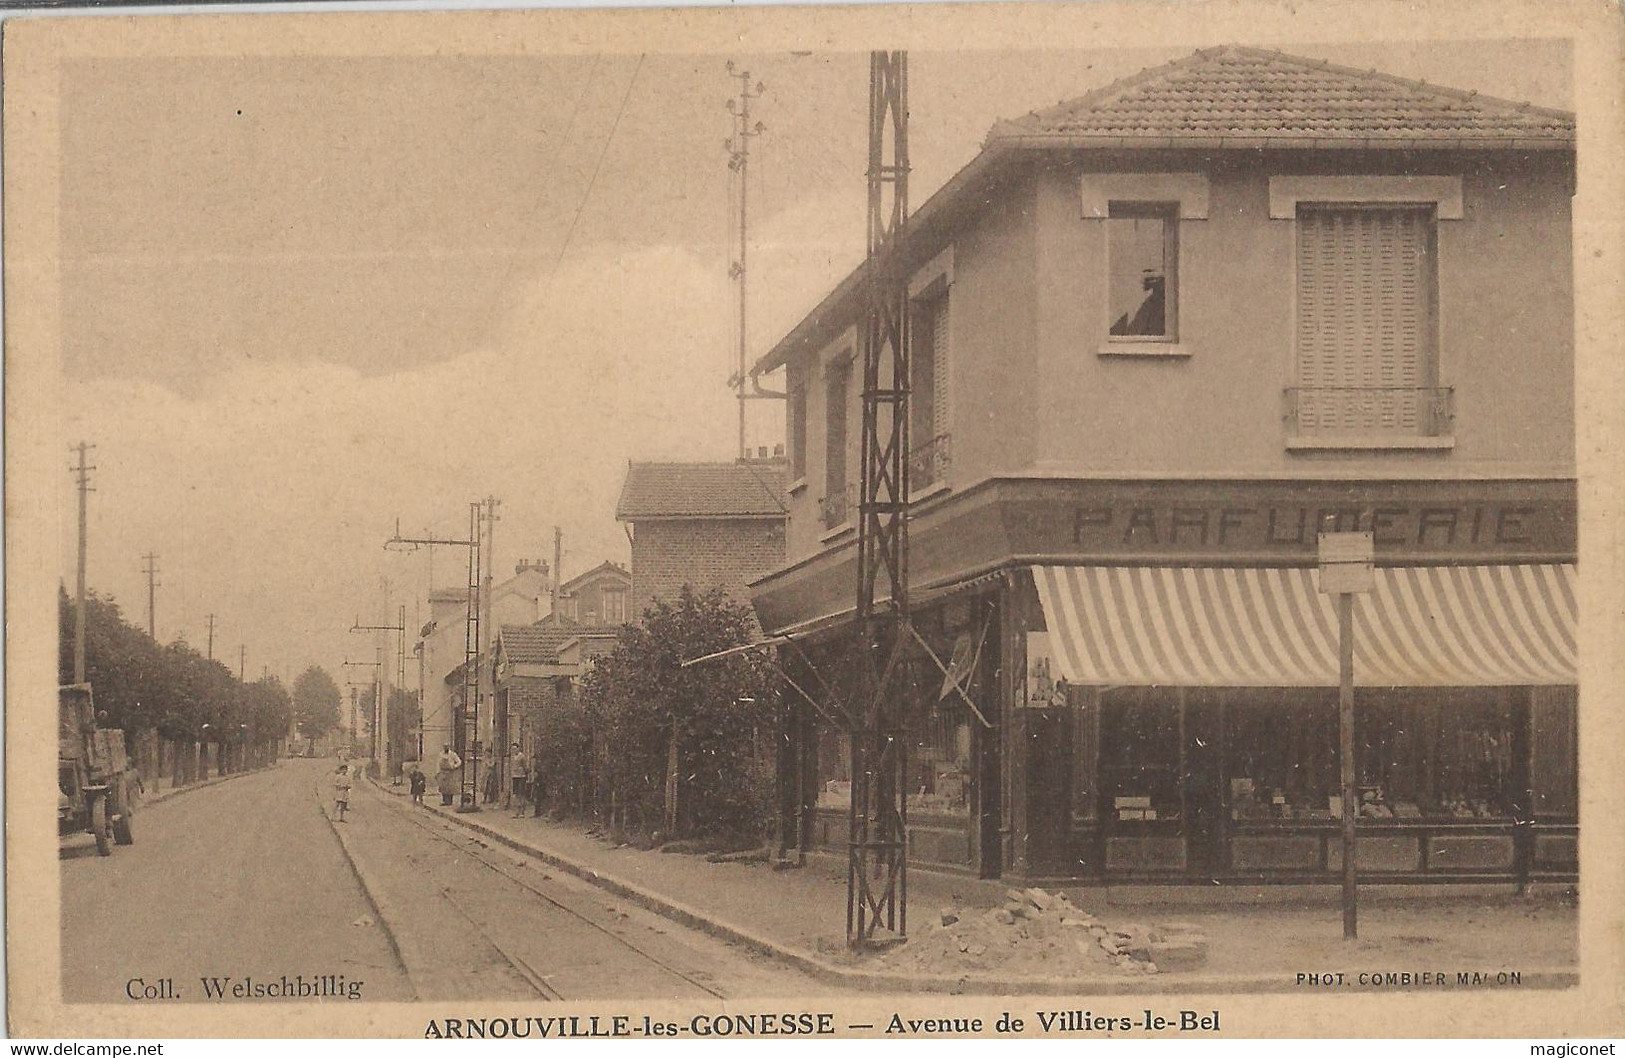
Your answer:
[906,696,973,816]
[814,720,851,809]
[1356,689,1515,820]
[1224,691,1337,821]
[1097,689,1181,823]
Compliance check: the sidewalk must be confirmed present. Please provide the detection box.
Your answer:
[368,779,1577,995]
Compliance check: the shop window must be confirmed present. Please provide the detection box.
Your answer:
[1097,689,1181,823]
[1107,203,1178,341]
[815,720,851,809]
[1225,691,1338,821]
[1530,686,1577,819]
[1356,689,1515,819]
[906,694,973,817]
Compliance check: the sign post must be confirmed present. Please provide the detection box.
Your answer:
[1319,530,1374,941]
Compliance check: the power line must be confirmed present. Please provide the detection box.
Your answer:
[539,53,646,305]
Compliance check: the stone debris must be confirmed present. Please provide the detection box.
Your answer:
[873,886,1209,979]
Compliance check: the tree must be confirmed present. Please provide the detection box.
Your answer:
[578,586,779,842]
[292,666,342,740]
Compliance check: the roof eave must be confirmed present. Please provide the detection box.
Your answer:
[749,141,1017,378]
[986,131,1576,152]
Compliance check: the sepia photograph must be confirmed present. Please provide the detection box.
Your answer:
[5,0,1623,1040]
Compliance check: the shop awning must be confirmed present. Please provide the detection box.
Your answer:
[1032,564,1576,687]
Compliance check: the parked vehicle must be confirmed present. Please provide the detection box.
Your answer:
[58,684,135,855]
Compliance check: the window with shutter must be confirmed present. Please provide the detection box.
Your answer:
[822,358,850,528]
[909,290,951,488]
[1293,206,1442,438]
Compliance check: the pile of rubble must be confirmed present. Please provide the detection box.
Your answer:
[870,887,1209,978]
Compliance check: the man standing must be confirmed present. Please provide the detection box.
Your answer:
[508,743,531,817]
[435,744,461,806]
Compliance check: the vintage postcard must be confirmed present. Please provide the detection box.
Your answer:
[5,0,1623,1040]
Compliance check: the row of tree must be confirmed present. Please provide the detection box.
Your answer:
[58,588,344,746]
[530,586,781,845]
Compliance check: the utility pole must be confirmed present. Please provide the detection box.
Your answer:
[206,613,217,661]
[847,49,912,948]
[385,509,482,808]
[351,608,408,776]
[481,495,501,792]
[239,644,246,682]
[142,551,160,640]
[69,442,96,684]
[725,62,769,458]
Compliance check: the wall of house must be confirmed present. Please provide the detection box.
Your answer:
[781,172,1042,567]
[772,149,1573,577]
[630,518,785,624]
[561,568,632,625]
[1030,150,1575,476]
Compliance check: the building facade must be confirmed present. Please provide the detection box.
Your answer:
[749,47,1578,885]
[555,561,633,627]
[616,457,788,624]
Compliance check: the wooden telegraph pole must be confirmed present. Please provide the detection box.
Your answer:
[1318,526,1374,940]
[70,442,96,684]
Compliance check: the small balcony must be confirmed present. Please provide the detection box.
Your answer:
[1284,387,1455,447]
[909,432,953,491]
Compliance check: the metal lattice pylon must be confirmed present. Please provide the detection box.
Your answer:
[847,50,911,948]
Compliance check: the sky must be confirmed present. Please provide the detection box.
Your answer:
[53,34,1572,684]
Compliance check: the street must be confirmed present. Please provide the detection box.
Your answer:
[62,759,819,1003]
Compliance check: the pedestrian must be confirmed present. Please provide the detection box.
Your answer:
[482,745,499,804]
[435,744,461,806]
[508,743,531,817]
[333,762,352,822]
[407,761,427,806]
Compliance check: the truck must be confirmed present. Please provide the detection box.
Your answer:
[58,683,136,855]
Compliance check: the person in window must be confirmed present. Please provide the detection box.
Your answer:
[1110,270,1166,337]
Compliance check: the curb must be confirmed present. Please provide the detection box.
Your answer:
[368,779,1577,996]
[318,776,420,1001]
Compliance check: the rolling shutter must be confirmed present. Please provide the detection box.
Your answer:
[1296,207,1432,434]
[931,293,951,440]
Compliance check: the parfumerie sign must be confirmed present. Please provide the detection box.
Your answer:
[1065,502,1558,554]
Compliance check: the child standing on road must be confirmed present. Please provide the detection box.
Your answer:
[408,762,427,805]
[334,763,353,821]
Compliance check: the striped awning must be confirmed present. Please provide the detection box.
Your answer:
[1032,565,1577,687]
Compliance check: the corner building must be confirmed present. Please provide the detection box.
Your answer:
[748,47,1578,885]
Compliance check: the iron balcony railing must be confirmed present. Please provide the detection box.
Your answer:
[908,432,953,490]
[1283,386,1455,438]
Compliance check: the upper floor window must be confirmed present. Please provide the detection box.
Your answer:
[1107,203,1178,341]
[822,356,851,529]
[1289,205,1449,442]
[601,589,626,624]
[788,379,807,482]
[909,288,952,489]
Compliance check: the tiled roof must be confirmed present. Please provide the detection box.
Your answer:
[616,461,788,520]
[500,616,623,665]
[989,46,1574,148]
[498,617,581,665]
[751,46,1572,379]
[560,559,631,593]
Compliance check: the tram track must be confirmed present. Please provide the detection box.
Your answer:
[345,774,728,1002]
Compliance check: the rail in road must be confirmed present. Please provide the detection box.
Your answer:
[317,769,736,1002]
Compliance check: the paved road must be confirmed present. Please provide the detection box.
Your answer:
[61,758,412,1004]
[335,774,820,1000]
[63,757,818,1005]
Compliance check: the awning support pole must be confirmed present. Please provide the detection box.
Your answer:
[1339,590,1358,941]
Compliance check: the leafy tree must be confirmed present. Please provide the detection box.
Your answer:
[292,666,342,740]
[577,586,779,841]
